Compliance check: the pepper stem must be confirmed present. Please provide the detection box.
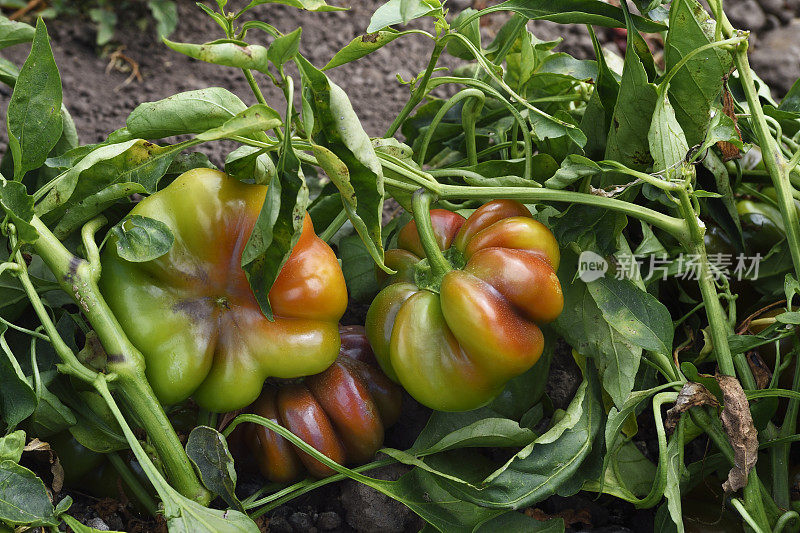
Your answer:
[411,189,452,283]
[25,215,210,504]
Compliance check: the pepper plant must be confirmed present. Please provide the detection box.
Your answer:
[2,0,800,531]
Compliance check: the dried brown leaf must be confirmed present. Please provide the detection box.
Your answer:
[717,77,742,162]
[716,374,758,493]
[746,351,772,389]
[23,438,50,452]
[665,382,718,432]
[24,438,63,493]
[51,457,64,493]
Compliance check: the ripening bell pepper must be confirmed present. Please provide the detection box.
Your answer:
[366,199,563,411]
[100,169,348,412]
[241,325,402,482]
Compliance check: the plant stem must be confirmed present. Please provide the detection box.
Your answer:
[319,209,348,242]
[107,452,159,517]
[774,342,800,509]
[385,40,446,138]
[461,93,482,167]
[436,184,690,240]
[92,376,194,519]
[11,248,97,384]
[25,215,210,504]
[692,408,774,530]
[243,69,268,105]
[710,1,800,281]
[425,76,533,179]
[411,190,451,281]
[415,89,484,166]
[675,188,740,379]
[250,458,397,516]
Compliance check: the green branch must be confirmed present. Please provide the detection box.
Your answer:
[24,215,210,504]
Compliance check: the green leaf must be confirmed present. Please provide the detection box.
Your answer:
[372,137,414,160]
[447,8,481,61]
[475,0,666,32]
[164,38,270,73]
[241,0,346,13]
[267,27,302,68]
[297,56,387,271]
[553,251,642,408]
[474,512,563,533]
[28,387,75,437]
[431,373,603,509]
[127,88,248,139]
[166,151,218,177]
[307,185,343,231]
[664,0,732,147]
[411,415,535,456]
[0,16,34,49]
[604,383,678,477]
[225,146,275,185]
[61,390,127,453]
[36,139,180,236]
[776,311,800,324]
[367,0,442,32]
[552,206,626,256]
[0,57,20,86]
[0,325,37,432]
[6,18,62,180]
[584,441,657,501]
[241,127,308,320]
[196,104,282,141]
[662,419,686,533]
[634,0,667,13]
[0,460,57,526]
[165,492,259,532]
[462,175,541,188]
[697,110,743,155]
[649,85,690,179]
[588,272,674,355]
[110,215,175,262]
[545,154,601,189]
[323,30,410,70]
[692,190,721,198]
[604,6,657,173]
[0,430,25,463]
[0,180,38,243]
[339,233,380,302]
[467,156,554,184]
[538,53,598,81]
[186,426,243,512]
[580,26,620,159]
[367,466,565,532]
[776,77,800,115]
[61,515,125,533]
[89,8,117,46]
[148,0,178,38]
[29,346,76,437]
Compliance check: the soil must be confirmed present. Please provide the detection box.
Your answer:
[2,1,796,151]
[1,0,799,531]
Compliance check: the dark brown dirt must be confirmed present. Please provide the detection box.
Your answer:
[0,0,456,163]
[1,1,797,153]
